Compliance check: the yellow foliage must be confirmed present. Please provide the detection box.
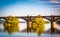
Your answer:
[29,15,47,35]
[3,16,19,34]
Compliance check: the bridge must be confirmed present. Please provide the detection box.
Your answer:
[0,15,60,34]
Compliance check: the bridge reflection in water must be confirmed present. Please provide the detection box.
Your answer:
[0,15,60,34]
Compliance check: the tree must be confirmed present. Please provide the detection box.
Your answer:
[29,15,48,35]
[3,16,19,34]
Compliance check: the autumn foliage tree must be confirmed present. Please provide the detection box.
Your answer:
[3,16,19,34]
[29,15,49,35]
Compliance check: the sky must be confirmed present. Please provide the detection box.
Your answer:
[0,0,60,16]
